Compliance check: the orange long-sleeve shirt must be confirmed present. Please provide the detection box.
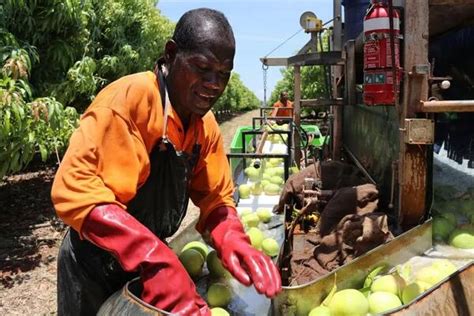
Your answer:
[272,100,293,118]
[51,71,235,235]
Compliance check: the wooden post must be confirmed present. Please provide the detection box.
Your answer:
[332,0,343,160]
[398,0,430,230]
[294,65,301,168]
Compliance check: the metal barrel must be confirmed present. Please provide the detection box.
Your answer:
[97,278,171,316]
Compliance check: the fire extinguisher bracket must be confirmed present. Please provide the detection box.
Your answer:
[403,119,434,145]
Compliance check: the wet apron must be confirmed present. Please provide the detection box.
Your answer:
[57,69,201,316]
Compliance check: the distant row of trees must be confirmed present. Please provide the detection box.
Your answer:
[0,0,260,177]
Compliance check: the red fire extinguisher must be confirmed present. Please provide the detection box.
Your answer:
[363,0,401,106]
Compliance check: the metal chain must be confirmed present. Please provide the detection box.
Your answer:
[262,62,268,107]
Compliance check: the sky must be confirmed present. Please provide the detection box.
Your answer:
[157,0,334,102]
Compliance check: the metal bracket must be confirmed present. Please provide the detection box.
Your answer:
[404,118,434,144]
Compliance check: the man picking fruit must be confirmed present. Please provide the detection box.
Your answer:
[52,8,281,316]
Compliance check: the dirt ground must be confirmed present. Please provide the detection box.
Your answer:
[0,109,259,316]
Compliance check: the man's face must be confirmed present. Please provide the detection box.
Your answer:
[280,92,289,103]
[166,39,235,119]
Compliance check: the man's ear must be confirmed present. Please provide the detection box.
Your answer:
[164,40,178,63]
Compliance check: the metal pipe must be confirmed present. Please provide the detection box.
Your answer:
[421,100,474,112]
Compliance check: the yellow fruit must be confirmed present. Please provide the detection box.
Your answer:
[238,184,251,199]
[251,182,263,195]
[415,266,446,286]
[238,207,252,218]
[242,213,260,228]
[401,281,431,304]
[273,167,284,177]
[308,305,330,316]
[261,238,280,257]
[264,183,281,195]
[256,208,272,223]
[246,227,264,250]
[179,248,204,279]
[207,283,232,307]
[449,228,474,249]
[181,241,209,261]
[328,289,369,316]
[289,166,299,175]
[370,274,404,296]
[270,176,284,185]
[268,158,283,166]
[244,166,261,181]
[210,307,230,316]
[432,259,457,276]
[368,292,402,314]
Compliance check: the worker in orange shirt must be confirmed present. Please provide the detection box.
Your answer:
[271,90,294,124]
[52,8,281,316]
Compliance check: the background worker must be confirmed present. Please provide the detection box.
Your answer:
[271,90,294,124]
[51,8,281,316]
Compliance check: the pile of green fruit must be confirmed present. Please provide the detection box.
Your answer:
[307,259,458,316]
[432,185,474,249]
[177,240,232,314]
[238,156,299,199]
[238,207,281,257]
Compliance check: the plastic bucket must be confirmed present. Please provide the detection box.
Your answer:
[97,278,171,316]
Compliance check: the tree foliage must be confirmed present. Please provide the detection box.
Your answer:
[214,72,260,112]
[269,31,331,114]
[1,0,260,177]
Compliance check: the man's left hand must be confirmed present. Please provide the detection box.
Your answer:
[205,206,282,298]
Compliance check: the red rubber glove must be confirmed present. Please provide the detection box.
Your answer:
[82,204,210,316]
[206,206,282,297]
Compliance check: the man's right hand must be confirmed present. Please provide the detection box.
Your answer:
[82,204,210,316]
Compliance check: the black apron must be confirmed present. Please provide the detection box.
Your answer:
[57,69,201,316]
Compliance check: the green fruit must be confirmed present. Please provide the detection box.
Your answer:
[370,274,404,296]
[261,179,270,189]
[328,289,369,316]
[238,184,251,199]
[289,166,299,175]
[256,207,272,223]
[469,213,474,224]
[238,207,252,218]
[432,217,455,241]
[449,228,474,249]
[210,307,230,316]
[264,183,281,196]
[261,238,280,257]
[268,158,283,166]
[242,213,260,228]
[308,305,331,316]
[246,227,264,250]
[270,176,284,185]
[264,168,277,177]
[415,266,446,286]
[251,182,263,195]
[244,167,261,181]
[401,281,431,304]
[179,249,204,279]
[206,250,230,278]
[368,291,402,314]
[207,283,232,307]
[181,241,209,261]
[273,167,284,177]
[432,259,457,276]
[440,212,457,226]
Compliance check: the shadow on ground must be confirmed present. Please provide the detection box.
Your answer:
[0,166,65,288]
